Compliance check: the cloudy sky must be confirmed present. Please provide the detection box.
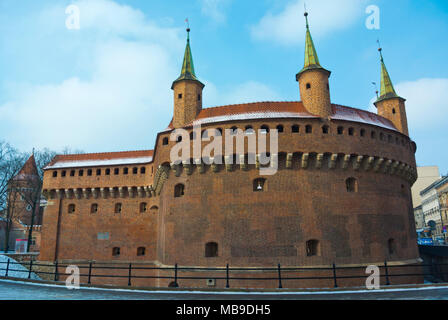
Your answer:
[0,0,447,174]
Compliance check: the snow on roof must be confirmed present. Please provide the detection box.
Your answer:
[45,156,153,170]
[193,111,315,125]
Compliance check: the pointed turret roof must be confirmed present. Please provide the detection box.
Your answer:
[12,153,40,182]
[376,48,401,102]
[172,28,204,89]
[297,12,330,78]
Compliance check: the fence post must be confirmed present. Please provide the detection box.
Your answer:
[384,261,390,285]
[174,263,179,287]
[28,260,33,279]
[226,264,230,288]
[5,259,10,277]
[54,261,59,281]
[332,263,338,288]
[128,263,132,286]
[87,262,92,285]
[277,264,283,289]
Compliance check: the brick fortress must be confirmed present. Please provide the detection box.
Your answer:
[38,14,421,288]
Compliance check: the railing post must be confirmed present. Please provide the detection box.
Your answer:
[28,260,33,279]
[277,264,283,289]
[174,263,179,287]
[384,261,390,285]
[87,262,92,285]
[226,264,230,288]
[5,259,10,277]
[128,263,132,286]
[332,263,338,288]
[54,261,59,281]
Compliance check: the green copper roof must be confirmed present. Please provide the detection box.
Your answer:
[377,49,399,102]
[173,31,199,83]
[297,13,329,78]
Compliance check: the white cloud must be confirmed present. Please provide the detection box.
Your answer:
[251,0,368,45]
[200,0,230,23]
[204,81,281,107]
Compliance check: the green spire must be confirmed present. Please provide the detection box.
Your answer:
[297,12,329,78]
[173,28,199,83]
[377,48,399,101]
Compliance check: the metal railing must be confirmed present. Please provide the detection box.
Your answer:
[0,259,437,289]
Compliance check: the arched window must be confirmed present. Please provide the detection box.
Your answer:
[52,171,58,178]
[163,137,169,145]
[379,132,384,141]
[68,204,76,214]
[306,83,311,89]
[133,167,138,174]
[253,178,266,192]
[174,184,185,198]
[115,203,122,213]
[292,124,299,133]
[70,170,75,177]
[337,126,344,135]
[305,125,312,134]
[388,238,396,255]
[150,206,159,214]
[140,167,146,174]
[392,108,396,114]
[346,177,358,193]
[114,168,119,175]
[176,135,182,142]
[87,169,92,176]
[123,167,129,175]
[91,204,98,214]
[371,131,376,139]
[79,170,84,176]
[360,129,366,137]
[205,242,218,258]
[137,247,146,256]
[96,169,101,176]
[140,202,147,213]
[260,125,269,134]
[230,126,238,135]
[61,171,66,177]
[245,125,254,135]
[322,125,329,134]
[276,125,284,133]
[388,135,393,143]
[112,247,120,256]
[306,240,320,256]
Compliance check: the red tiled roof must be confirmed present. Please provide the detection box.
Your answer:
[17,154,39,177]
[164,101,397,131]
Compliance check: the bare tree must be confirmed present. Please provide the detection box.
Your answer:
[0,141,24,215]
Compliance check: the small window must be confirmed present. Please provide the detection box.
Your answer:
[61,171,66,177]
[205,242,218,258]
[68,204,76,214]
[348,128,354,136]
[337,126,344,135]
[133,167,138,174]
[306,240,320,257]
[91,204,98,214]
[137,247,146,256]
[392,108,396,114]
[276,125,284,133]
[70,170,75,177]
[178,93,182,99]
[114,168,119,175]
[245,125,254,135]
[112,247,120,256]
[198,94,201,101]
[163,137,169,145]
[96,169,101,176]
[305,125,312,134]
[176,135,182,142]
[253,178,266,192]
[388,238,395,255]
[105,169,110,175]
[87,169,92,176]
[115,203,122,213]
[346,177,358,193]
[360,129,365,137]
[388,135,393,143]
[292,125,299,133]
[322,125,329,134]
[371,131,376,139]
[123,168,129,175]
[174,184,185,198]
[52,171,58,178]
[260,125,269,134]
[140,167,146,174]
[140,202,147,213]
[306,83,311,89]
[79,170,84,177]
[380,133,384,141]
[230,126,238,135]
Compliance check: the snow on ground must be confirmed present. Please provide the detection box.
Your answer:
[0,255,41,280]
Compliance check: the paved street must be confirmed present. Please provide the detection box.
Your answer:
[1,279,448,300]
